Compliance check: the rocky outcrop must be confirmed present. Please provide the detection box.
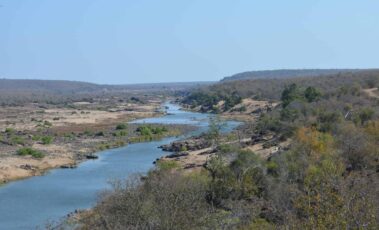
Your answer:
[159,137,211,152]
[165,152,189,158]
[85,154,99,159]
[19,164,37,170]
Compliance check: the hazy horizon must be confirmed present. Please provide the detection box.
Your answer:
[1,0,379,84]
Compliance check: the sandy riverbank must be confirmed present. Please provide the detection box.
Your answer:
[0,101,176,184]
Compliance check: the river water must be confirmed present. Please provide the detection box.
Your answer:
[0,103,240,229]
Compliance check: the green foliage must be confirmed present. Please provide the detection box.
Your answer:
[32,135,42,141]
[83,130,93,136]
[317,111,341,132]
[358,108,374,125]
[97,140,126,151]
[218,144,238,154]
[95,131,105,136]
[156,160,180,171]
[81,171,216,229]
[180,145,188,152]
[206,116,225,145]
[304,86,322,102]
[183,91,242,112]
[266,161,279,177]
[116,123,128,130]
[223,92,242,111]
[183,91,220,108]
[63,133,75,141]
[128,125,170,143]
[280,108,299,122]
[5,127,15,134]
[41,136,54,145]
[43,120,52,127]
[281,83,302,108]
[136,125,167,136]
[10,136,25,145]
[136,125,150,136]
[256,114,281,133]
[17,147,44,158]
[113,130,128,137]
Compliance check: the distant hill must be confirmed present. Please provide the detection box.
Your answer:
[0,79,214,105]
[0,79,213,94]
[0,79,104,94]
[182,69,379,112]
[221,69,366,82]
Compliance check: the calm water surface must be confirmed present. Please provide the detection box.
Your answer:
[0,103,240,229]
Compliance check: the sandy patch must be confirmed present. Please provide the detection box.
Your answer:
[363,88,379,99]
[0,155,75,183]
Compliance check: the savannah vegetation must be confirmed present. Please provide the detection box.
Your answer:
[75,70,379,229]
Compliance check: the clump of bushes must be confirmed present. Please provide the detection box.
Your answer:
[116,123,128,130]
[156,160,180,171]
[113,130,128,137]
[9,136,25,145]
[136,125,168,136]
[128,125,170,143]
[5,127,15,134]
[43,120,52,127]
[17,147,44,158]
[41,136,54,145]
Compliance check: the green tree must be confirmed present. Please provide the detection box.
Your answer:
[281,83,301,108]
[206,116,225,146]
[304,86,322,102]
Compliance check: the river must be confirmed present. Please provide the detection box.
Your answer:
[0,103,240,229]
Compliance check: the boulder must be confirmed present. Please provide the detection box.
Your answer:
[86,154,99,159]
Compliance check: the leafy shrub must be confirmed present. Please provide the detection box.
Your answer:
[113,130,128,137]
[304,86,322,102]
[17,147,44,158]
[95,131,105,136]
[136,125,168,136]
[83,130,93,136]
[32,135,42,141]
[41,136,54,145]
[10,136,25,145]
[43,120,52,127]
[156,160,180,171]
[281,83,302,108]
[5,128,15,134]
[116,123,128,130]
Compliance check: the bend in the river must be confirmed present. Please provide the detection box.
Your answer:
[0,103,240,230]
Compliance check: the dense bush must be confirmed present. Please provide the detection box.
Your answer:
[116,123,128,130]
[41,136,54,145]
[17,147,44,158]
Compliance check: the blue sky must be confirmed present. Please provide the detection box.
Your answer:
[0,0,378,84]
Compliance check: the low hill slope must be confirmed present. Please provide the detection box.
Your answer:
[221,69,367,82]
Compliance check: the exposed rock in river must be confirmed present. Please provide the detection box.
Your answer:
[159,137,211,152]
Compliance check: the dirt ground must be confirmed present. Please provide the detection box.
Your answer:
[0,101,164,183]
[363,88,379,99]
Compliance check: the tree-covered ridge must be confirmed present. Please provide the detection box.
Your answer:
[221,69,367,82]
[184,70,379,110]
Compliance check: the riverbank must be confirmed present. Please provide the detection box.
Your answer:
[0,101,196,184]
[157,98,291,172]
[0,102,241,229]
